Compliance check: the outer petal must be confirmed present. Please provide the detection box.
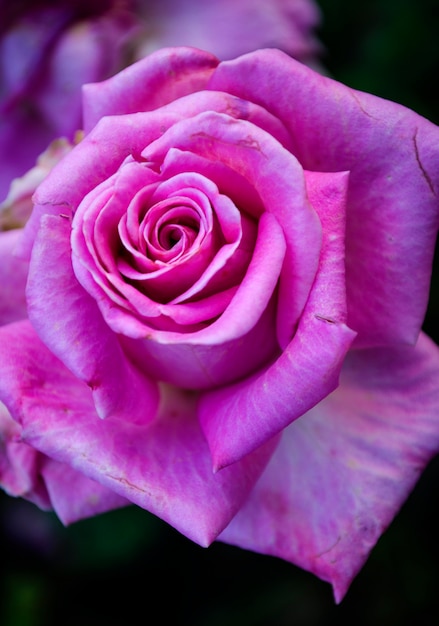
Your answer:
[26,214,160,422]
[199,171,356,468]
[82,47,219,132]
[40,458,128,525]
[0,229,29,324]
[0,401,51,511]
[0,320,278,545]
[208,49,439,347]
[0,401,128,524]
[218,332,439,603]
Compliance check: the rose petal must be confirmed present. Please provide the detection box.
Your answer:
[218,332,439,603]
[0,401,128,524]
[160,147,266,218]
[40,458,128,525]
[143,110,321,343]
[0,401,51,511]
[19,110,184,260]
[0,320,279,545]
[82,47,219,132]
[26,214,160,422]
[208,49,439,347]
[199,171,355,467]
[19,87,292,261]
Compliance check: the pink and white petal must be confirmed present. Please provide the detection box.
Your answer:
[208,49,439,347]
[0,229,29,324]
[199,171,355,468]
[26,214,159,422]
[0,321,278,545]
[218,332,439,603]
[40,458,129,525]
[82,47,219,132]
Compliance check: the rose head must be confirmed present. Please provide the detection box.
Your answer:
[1,47,439,602]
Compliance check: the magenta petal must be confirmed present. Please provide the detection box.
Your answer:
[199,171,356,468]
[19,110,184,260]
[208,49,439,347]
[83,47,219,131]
[0,401,51,511]
[0,321,278,544]
[219,333,439,602]
[26,214,159,422]
[0,400,127,523]
[144,110,321,338]
[40,458,128,525]
[0,229,29,324]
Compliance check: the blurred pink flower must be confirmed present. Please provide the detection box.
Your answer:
[0,0,322,201]
[0,0,137,200]
[133,0,321,63]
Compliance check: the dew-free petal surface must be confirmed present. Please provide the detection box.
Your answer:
[218,333,439,602]
[40,458,129,525]
[208,49,439,347]
[199,171,355,467]
[82,47,219,132]
[0,401,51,511]
[0,400,128,523]
[26,214,160,422]
[0,320,278,545]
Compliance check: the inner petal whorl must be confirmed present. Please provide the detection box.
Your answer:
[141,201,204,263]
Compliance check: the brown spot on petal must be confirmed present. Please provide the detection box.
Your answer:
[315,314,336,324]
[413,128,436,196]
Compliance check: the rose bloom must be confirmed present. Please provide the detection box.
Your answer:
[1,47,439,602]
[0,0,321,201]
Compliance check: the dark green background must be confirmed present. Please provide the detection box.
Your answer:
[1,1,439,624]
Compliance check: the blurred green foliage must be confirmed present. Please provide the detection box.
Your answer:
[1,1,439,624]
[317,0,439,124]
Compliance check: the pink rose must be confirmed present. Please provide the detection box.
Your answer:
[1,47,439,602]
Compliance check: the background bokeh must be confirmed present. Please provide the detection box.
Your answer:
[1,0,439,623]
